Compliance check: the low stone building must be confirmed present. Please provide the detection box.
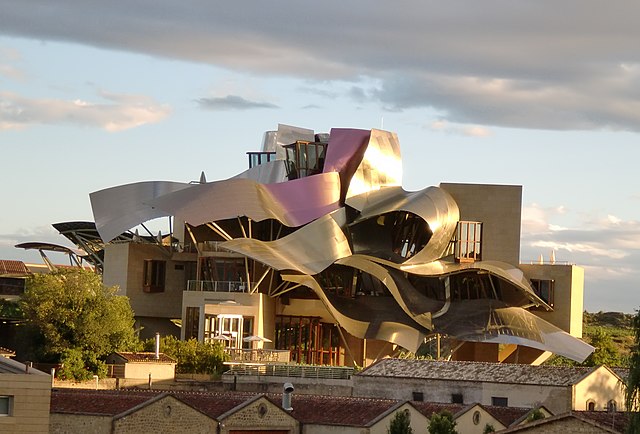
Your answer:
[105,352,176,383]
[0,356,51,433]
[353,359,626,414]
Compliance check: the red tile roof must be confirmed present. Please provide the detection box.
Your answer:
[285,394,400,426]
[0,260,30,276]
[51,389,159,416]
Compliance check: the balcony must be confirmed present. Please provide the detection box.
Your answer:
[186,280,251,293]
[224,363,354,380]
[224,348,291,364]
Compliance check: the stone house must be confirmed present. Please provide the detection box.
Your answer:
[105,352,176,383]
[0,356,51,433]
[50,389,299,434]
[353,359,626,414]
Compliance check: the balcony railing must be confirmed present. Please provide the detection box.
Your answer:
[224,363,354,380]
[186,280,250,292]
[199,241,235,253]
[224,348,290,364]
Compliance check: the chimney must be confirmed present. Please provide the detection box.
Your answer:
[155,332,160,360]
[282,383,294,411]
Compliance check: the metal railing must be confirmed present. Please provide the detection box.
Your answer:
[186,280,250,292]
[224,364,354,380]
[199,241,235,253]
[225,348,290,363]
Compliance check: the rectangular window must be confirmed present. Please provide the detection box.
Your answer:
[451,393,464,404]
[413,392,424,402]
[0,396,12,416]
[143,260,166,293]
[454,221,482,262]
[491,397,508,407]
[531,279,555,308]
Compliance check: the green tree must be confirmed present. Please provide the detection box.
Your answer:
[482,424,495,434]
[625,310,640,433]
[387,409,413,434]
[20,269,138,378]
[525,408,545,423]
[583,327,620,367]
[142,335,228,376]
[428,411,458,434]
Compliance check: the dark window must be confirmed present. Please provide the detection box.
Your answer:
[607,400,617,412]
[452,393,464,404]
[454,221,482,262]
[143,260,166,293]
[587,401,596,411]
[413,392,424,402]
[492,397,508,407]
[0,396,12,416]
[531,279,555,307]
[184,307,200,340]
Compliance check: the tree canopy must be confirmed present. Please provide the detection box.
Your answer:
[20,268,137,378]
[625,310,640,433]
[387,409,413,434]
[428,410,458,434]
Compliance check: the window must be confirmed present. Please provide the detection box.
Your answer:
[531,279,555,308]
[607,400,617,412]
[454,221,482,262]
[143,260,166,293]
[491,397,508,407]
[451,393,464,404]
[0,396,12,416]
[587,400,596,411]
[247,152,276,168]
[413,392,424,402]
[184,307,200,340]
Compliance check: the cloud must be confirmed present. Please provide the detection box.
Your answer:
[195,95,279,111]
[0,44,24,80]
[522,206,640,286]
[0,91,170,131]
[429,119,492,137]
[1,1,640,131]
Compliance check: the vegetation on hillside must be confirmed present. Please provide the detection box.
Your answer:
[545,311,635,368]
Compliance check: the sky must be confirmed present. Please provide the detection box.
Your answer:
[0,1,638,312]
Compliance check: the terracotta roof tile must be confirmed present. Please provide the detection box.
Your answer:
[284,394,400,426]
[0,260,30,276]
[359,359,595,386]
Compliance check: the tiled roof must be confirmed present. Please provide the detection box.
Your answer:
[358,359,596,386]
[411,401,465,418]
[285,394,400,427]
[113,352,176,363]
[0,260,30,276]
[51,389,159,416]
[51,389,420,427]
[576,411,629,433]
[51,389,259,419]
[497,411,625,433]
[482,405,533,427]
[611,367,629,383]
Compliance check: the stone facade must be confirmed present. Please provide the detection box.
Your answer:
[50,414,111,434]
[113,395,216,434]
[220,395,298,433]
